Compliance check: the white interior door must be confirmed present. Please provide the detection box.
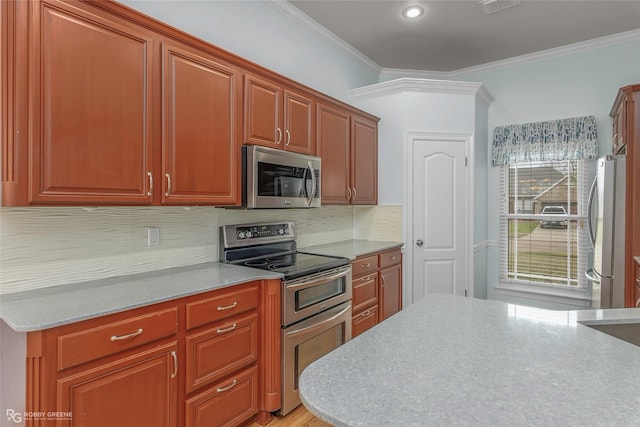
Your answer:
[409,134,469,303]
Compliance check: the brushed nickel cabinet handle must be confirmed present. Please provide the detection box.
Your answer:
[636,297,640,308]
[347,187,352,201]
[361,263,371,268]
[217,379,237,393]
[217,301,238,311]
[285,129,291,146]
[381,275,385,287]
[165,173,172,197]
[216,323,237,334]
[171,350,178,379]
[276,128,282,144]
[361,310,370,317]
[146,172,153,196]
[111,328,143,342]
[352,187,357,200]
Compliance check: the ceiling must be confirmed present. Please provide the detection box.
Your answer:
[287,0,640,72]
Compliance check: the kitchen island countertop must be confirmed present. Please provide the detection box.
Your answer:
[299,294,640,427]
[0,262,281,332]
[300,239,402,260]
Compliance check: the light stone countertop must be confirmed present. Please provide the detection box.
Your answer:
[299,294,640,427]
[300,239,403,260]
[0,262,281,332]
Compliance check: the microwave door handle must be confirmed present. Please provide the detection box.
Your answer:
[586,175,597,248]
[306,161,317,207]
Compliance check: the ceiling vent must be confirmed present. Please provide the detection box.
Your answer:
[478,0,521,15]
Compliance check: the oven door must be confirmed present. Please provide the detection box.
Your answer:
[280,301,352,416]
[282,265,352,326]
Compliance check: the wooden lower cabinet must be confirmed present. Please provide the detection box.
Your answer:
[379,263,402,322]
[24,280,281,427]
[57,342,178,427]
[185,365,258,427]
[634,259,640,308]
[351,247,402,337]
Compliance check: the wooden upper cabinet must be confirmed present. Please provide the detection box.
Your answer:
[244,75,281,148]
[29,0,155,204]
[283,90,315,155]
[318,103,378,205]
[351,115,378,205]
[317,103,351,204]
[244,74,315,155]
[161,40,241,205]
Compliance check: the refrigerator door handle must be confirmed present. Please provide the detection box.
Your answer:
[585,267,601,284]
[586,175,597,248]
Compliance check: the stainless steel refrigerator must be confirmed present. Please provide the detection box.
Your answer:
[586,155,626,308]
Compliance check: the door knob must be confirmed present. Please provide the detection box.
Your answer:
[416,239,423,247]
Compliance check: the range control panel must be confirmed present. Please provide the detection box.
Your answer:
[235,223,290,240]
[221,222,297,249]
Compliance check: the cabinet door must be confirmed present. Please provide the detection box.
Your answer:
[351,115,378,205]
[162,41,241,205]
[30,0,154,204]
[244,75,282,148]
[57,342,178,427]
[283,90,315,155]
[379,263,402,322]
[317,103,350,204]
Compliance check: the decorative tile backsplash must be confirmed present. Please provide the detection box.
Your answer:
[0,205,402,294]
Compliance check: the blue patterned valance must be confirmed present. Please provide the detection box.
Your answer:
[492,115,598,166]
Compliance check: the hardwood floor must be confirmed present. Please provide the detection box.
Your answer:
[248,405,333,427]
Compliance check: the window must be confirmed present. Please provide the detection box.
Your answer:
[498,159,590,300]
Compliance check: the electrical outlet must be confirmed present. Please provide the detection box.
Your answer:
[147,227,160,247]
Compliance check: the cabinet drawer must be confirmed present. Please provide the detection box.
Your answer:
[58,308,178,371]
[185,312,258,394]
[352,305,378,338]
[352,273,378,313]
[186,284,259,330]
[185,365,258,427]
[379,248,401,269]
[351,255,378,277]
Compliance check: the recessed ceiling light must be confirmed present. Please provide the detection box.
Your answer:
[402,5,424,19]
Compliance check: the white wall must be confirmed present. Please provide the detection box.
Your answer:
[457,36,640,309]
[118,0,380,103]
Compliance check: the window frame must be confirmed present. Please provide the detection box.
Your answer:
[495,159,592,307]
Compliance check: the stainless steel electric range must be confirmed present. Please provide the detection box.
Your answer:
[220,222,352,415]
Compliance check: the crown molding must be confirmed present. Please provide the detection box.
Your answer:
[266,0,381,74]
[351,78,494,108]
[387,29,640,79]
[270,2,639,86]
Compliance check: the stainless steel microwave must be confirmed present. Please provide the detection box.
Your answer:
[243,145,321,209]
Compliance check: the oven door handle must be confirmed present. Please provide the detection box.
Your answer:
[284,303,351,339]
[284,267,351,291]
